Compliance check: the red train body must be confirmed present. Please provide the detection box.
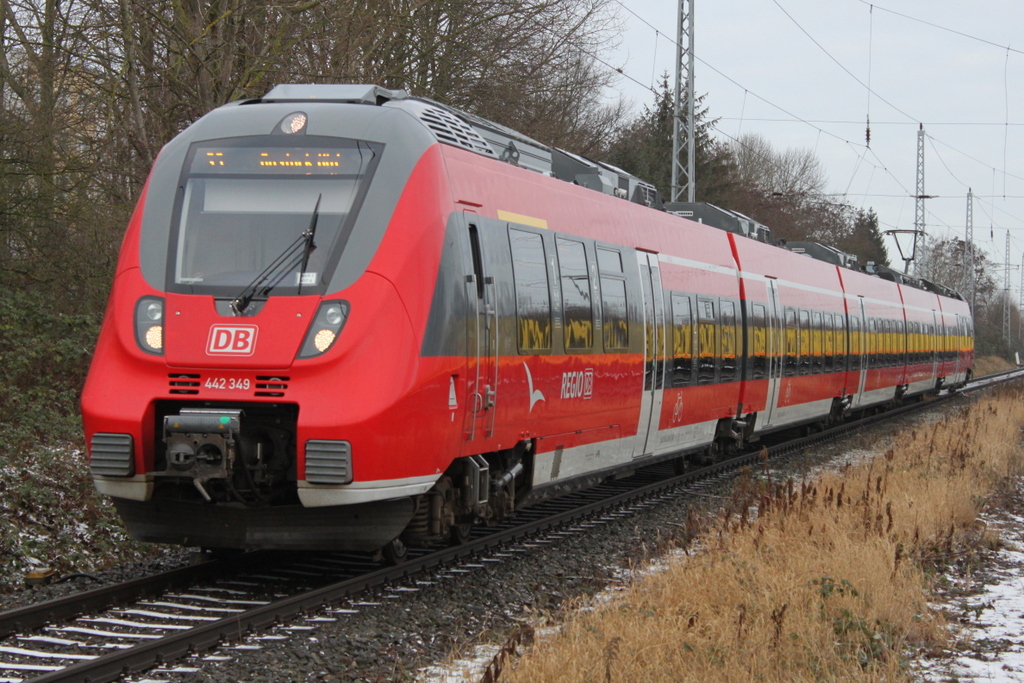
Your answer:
[81,85,974,553]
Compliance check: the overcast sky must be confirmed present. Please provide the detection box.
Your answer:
[608,0,1023,292]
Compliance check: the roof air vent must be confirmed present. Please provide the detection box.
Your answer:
[415,106,495,156]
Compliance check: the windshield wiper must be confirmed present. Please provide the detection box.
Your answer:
[298,194,320,296]
[230,195,321,316]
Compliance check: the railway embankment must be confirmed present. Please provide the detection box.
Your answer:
[502,384,1024,683]
[0,444,173,596]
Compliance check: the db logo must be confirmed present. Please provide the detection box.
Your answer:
[207,325,258,356]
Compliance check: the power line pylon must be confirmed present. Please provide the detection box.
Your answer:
[964,188,974,312]
[886,124,930,273]
[1019,253,1023,343]
[671,0,695,203]
[1004,230,1012,346]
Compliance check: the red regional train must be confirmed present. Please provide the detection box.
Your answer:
[81,84,974,559]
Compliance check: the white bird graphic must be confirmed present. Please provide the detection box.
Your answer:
[523,362,545,411]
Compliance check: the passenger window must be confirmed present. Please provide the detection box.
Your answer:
[868,319,877,366]
[784,308,798,378]
[882,319,892,366]
[891,320,899,365]
[598,247,627,350]
[823,313,834,373]
[721,301,737,382]
[834,315,846,369]
[849,316,860,371]
[597,247,623,274]
[697,298,717,384]
[600,278,628,349]
[509,228,551,351]
[798,310,811,375]
[556,238,593,350]
[811,312,823,374]
[671,294,693,387]
[751,304,767,381]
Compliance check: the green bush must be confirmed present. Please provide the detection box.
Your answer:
[0,287,100,450]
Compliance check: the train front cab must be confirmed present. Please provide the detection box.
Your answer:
[82,97,478,552]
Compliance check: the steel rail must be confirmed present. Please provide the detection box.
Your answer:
[0,551,286,639]
[16,368,1024,683]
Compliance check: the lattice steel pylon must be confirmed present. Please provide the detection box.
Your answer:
[671,0,695,203]
[964,188,974,312]
[1019,253,1024,342]
[887,124,928,273]
[912,123,926,274]
[1004,230,1012,346]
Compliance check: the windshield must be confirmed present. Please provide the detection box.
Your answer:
[169,136,379,295]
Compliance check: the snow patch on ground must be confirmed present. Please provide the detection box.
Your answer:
[418,643,503,683]
[919,508,1024,682]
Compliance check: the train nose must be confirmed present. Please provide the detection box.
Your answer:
[163,295,320,369]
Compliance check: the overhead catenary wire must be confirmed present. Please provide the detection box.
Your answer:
[605,0,1021,266]
[612,0,1020,196]
[716,118,1024,127]
[1004,46,1011,198]
[855,0,1024,57]
[610,0,1019,200]
[771,0,918,125]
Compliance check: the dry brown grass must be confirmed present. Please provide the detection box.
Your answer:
[505,387,1024,683]
[973,354,1014,376]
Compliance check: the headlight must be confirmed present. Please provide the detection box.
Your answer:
[135,296,165,355]
[297,301,348,358]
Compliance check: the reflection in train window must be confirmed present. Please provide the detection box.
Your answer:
[784,308,798,378]
[697,298,717,384]
[834,314,846,369]
[811,311,823,374]
[881,319,891,366]
[849,315,861,371]
[601,277,628,349]
[556,238,593,350]
[823,313,834,373]
[671,294,693,387]
[751,304,767,380]
[868,318,878,366]
[798,310,811,375]
[721,301,737,382]
[509,228,551,351]
[597,247,623,274]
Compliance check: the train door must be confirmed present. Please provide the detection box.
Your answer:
[762,279,784,427]
[634,251,666,457]
[950,313,958,378]
[464,217,499,442]
[852,298,868,406]
[930,311,940,379]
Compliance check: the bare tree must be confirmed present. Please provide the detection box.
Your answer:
[729,132,827,198]
[0,0,625,302]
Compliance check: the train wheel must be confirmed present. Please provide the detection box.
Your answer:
[381,537,409,565]
[449,523,473,546]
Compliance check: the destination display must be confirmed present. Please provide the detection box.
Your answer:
[189,146,363,175]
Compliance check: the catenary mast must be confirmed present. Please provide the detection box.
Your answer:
[671,0,695,202]
[964,188,974,312]
[1004,231,1012,346]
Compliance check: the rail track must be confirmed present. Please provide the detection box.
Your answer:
[3,369,1023,683]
